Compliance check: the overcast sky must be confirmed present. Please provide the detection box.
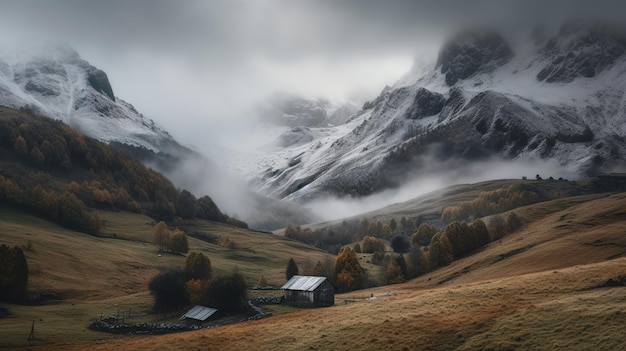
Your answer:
[0,0,624,151]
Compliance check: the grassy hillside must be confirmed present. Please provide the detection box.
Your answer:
[4,189,624,351]
[0,187,626,350]
[0,207,332,349]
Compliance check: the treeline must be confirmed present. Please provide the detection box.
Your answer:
[0,109,244,233]
[441,184,540,223]
[285,216,420,254]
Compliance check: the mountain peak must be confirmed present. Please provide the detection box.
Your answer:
[537,20,626,83]
[436,29,514,86]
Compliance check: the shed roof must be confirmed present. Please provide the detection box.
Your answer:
[180,305,218,321]
[281,275,328,292]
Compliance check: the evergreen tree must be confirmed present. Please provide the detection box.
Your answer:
[0,245,28,303]
[197,195,226,222]
[175,190,198,218]
[390,218,398,233]
[286,258,299,281]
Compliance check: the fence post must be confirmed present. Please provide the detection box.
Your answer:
[27,320,35,341]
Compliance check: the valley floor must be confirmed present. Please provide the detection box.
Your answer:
[13,257,626,351]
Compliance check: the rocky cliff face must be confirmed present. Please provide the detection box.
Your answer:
[436,29,514,86]
[537,21,626,83]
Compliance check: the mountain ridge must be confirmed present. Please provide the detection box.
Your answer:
[247,21,626,203]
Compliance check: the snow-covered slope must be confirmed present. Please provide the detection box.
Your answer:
[246,21,626,202]
[0,44,179,154]
[258,92,358,128]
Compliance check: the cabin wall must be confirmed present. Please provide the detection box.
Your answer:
[284,280,334,306]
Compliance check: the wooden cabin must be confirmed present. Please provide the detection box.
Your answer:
[281,275,334,307]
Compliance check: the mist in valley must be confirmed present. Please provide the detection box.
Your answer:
[304,157,578,222]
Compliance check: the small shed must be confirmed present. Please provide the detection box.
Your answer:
[281,275,334,307]
[180,305,218,325]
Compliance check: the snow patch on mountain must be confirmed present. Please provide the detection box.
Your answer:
[0,44,175,152]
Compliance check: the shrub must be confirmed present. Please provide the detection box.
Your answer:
[390,234,410,253]
[148,269,189,312]
[361,236,385,253]
[0,245,28,303]
[205,273,247,312]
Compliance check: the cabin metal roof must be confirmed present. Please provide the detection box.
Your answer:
[180,305,218,321]
[281,275,327,292]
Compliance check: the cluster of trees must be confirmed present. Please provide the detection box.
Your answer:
[149,251,247,312]
[0,245,28,303]
[351,213,525,286]
[288,251,365,293]
[283,216,422,254]
[0,109,243,232]
[441,184,540,222]
[283,225,315,245]
[151,221,189,254]
[0,177,102,234]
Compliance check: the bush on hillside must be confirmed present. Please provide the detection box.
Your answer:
[204,273,247,312]
[0,245,28,303]
[148,268,189,312]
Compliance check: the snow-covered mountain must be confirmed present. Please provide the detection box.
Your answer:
[0,44,187,157]
[246,21,626,202]
[258,92,358,128]
[0,44,316,230]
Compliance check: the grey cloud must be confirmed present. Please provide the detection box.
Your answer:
[1,0,624,149]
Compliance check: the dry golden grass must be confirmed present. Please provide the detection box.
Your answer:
[0,208,332,349]
[36,258,625,351]
[2,190,626,351]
